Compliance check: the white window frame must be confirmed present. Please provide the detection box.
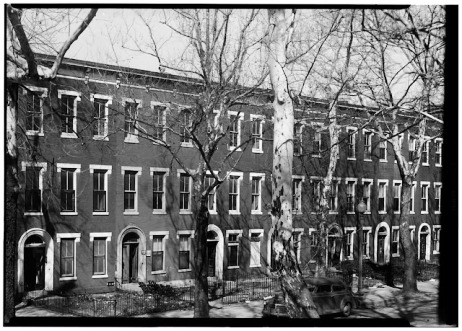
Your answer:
[328,178,341,214]
[21,161,47,216]
[377,179,389,214]
[312,123,323,158]
[228,111,244,151]
[226,230,243,269]
[205,171,218,215]
[57,163,81,216]
[294,122,304,156]
[310,176,323,214]
[379,137,387,162]
[362,129,373,161]
[409,225,416,243]
[89,232,112,279]
[177,230,194,272]
[90,94,112,141]
[346,126,357,160]
[392,180,402,214]
[89,165,112,216]
[292,175,305,214]
[250,173,265,215]
[121,166,142,215]
[177,169,193,215]
[151,101,168,143]
[250,114,265,153]
[344,227,356,260]
[249,229,264,268]
[150,167,170,214]
[122,97,142,144]
[434,182,442,214]
[420,181,430,214]
[150,231,169,274]
[434,138,442,167]
[179,107,194,148]
[24,86,47,136]
[57,233,81,281]
[361,178,373,214]
[391,226,400,257]
[410,181,417,214]
[292,228,304,263]
[432,225,441,255]
[58,90,81,139]
[345,178,357,214]
[362,226,372,259]
[421,139,430,166]
[228,171,243,215]
[408,135,416,164]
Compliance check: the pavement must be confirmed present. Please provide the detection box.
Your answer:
[12,279,452,327]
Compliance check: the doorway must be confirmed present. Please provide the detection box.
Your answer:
[207,231,218,277]
[377,227,387,265]
[122,232,139,283]
[419,225,430,261]
[327,227,342,267]
[24,235,45,291]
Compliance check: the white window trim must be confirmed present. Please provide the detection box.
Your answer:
[392,180,402,214]
[345,177,357,214]
[89,232,112,279]
[122,97,142,144]
[308,228,318,263]
[21,161,47,216]
[150,167,170,214]
[24,86,47,136]
[422,139,430,166]
[391,226,400,257]
[151,101,168,143]
[344,227,356,260]
[362,129,373,161]
[420,181,430,214]
[227,111,244,151]
[292,228,305,263]
[292,175,305,215]
[328,177,341,214]
[434,138,443,167]
[121,166,142,215]
[309,176,323,215]
[228,171,243,215]
[249,173,265,214]
[346,126,357,160]
[312,122,323,158]
[90,94,112,141]
[150,231,170,274]
[226,230,243,269]
[379,137,387,163]
[434,182,442,215]
[362,226,372,259]
[57,233,81,281]
[293,122,305,156]
[249,229,264,268]
[179,106,194,148]
[432,225,441,254]
[377,179,389,214]
[57,163,81,216]
[177,169,193,215]
[408,135,416,165]
[177,230,194,272]
[410,181,417,214]
[250,114,265,153]
[409,225,416,243]
[89,165,112,215]
[58,90,81,139]
[361,178,373,214]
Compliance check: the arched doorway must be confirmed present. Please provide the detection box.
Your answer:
[18,228,54,294]
[418,224,431,261]
[116,226,146,284]
[327,225,342,267]
[206,224,224,279]
[374,222,390,264]
[377,227,387,264]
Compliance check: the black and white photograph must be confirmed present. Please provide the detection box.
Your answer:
[4,3,457,327]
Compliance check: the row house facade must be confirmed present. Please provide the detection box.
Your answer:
[14,54,442,297]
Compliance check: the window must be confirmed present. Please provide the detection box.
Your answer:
[391,227,400,256]
[433,226,441,254]
[435,139,442,166]
[410,182,416,214]
[408,136,416,162]
[309,229,319,262]
[228,172,243,214]
[344,228,355,260]
[58,91,80,138]
[393,181,402,214]
[346,179,357,213]
[57,163,81,215]
[122,166,142,214]
[90,165,112,215]
[151,102,167,141]
[228,111,243,150]
[23,86,47,135]
[421,140,429,165]
[311,177,322,212]
[329,180,339,213]
[379,139,387,161]
[91,94,112,140]
[178,231,194,271]
[124,99,141,143]
[363,130,372,160]
[227,230,242,269]
[57,233,81,280]
[294,123,303,156]
[378,180,388,214]
[90,233,111,278]
[313,131,322,157]
[251,115,264,153]
[346,127,357,159]
[362,227,372,258]
[205,174,217,214]
[178,172,192,213]
[22,162,47,215]
[421,182,429,214]
[292,229,304,263]
[249,230,263,267]
[151,168,169,214]
[250,173,265,214]
[362,179,373,213]
[180,109,192,146]
[434,182,442,214]
[292,176,304,214]
[150,231,169,274]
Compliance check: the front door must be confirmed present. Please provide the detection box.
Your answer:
[122,243,139,283]
[207,241,217,277]
[24,246,45,291]
[420,234,427,260]
[377,235,386,264]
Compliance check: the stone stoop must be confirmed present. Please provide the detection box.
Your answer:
[23,289,48,301]
[119,283,143,292]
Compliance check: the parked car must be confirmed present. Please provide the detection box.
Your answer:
[262,277,357,318]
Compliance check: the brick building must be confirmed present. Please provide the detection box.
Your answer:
[14,55,442,297]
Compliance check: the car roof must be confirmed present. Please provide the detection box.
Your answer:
[303,277,346,286]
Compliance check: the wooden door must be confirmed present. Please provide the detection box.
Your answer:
[122,244,130,283]
[378,235,385,264]
[420,234,427,260]
[130,243,139,282]
[24,247,45,291]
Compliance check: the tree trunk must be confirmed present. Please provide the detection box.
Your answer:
[5,84,19,324]
[193,195,210,318]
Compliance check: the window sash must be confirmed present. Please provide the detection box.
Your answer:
[60,239,74,277]
[153,106,165,140]
[228,245,238,266]
[124,102,138,136]
[179,235,190,269]
[251,178,261,211]
[346,182,355,212]
[26,93,42,131]
[421,185,428,212]
[152,236,164,271]
[179,174,190,210]
[152,173,164,210]
[93,99,107,136]
[364,133,372,159]
[229,176,238,211]
[347,130,355,158]
[181,111,191,143]
[25,167,41,212]
[393,184,401,212]
[93,239,106,275]
[93,171,106,212]
[252,120,262,149]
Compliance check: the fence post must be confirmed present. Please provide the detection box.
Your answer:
[113,300,117,317]
[93,299,97,317]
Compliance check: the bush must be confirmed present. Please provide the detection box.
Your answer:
[139,281,178,297]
